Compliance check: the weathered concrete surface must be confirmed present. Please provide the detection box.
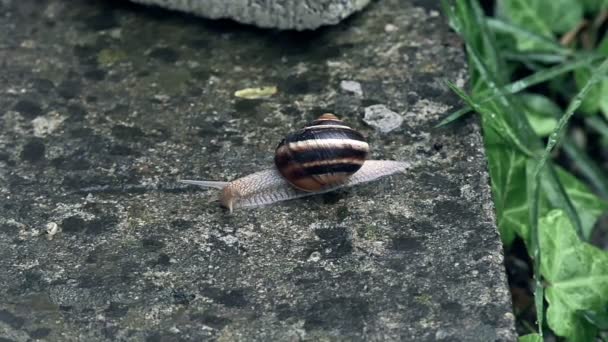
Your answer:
[130,0,371,30]
[0,0,516,341]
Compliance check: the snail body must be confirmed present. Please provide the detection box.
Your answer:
[180,114,409,212]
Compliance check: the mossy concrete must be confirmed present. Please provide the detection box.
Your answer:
[0,0,516,340]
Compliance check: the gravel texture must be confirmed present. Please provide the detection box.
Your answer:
[0,0,516,340]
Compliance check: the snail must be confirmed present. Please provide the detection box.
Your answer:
[180,114,409,212]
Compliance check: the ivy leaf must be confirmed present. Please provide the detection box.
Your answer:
[486,132,606,247]
[484,126,528,246]
[540,210,608,341]
[552,167,608,239]
[520,93,559,136]
[497,0,583,50]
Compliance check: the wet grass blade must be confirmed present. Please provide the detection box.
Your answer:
[466,43,540,149]
[505,55,599,94]
[487,18,573,56]
[470,0,506,82]
[503,52,568,64]
[445,81,536,157]
[562,137,608,199]
[437,55,599,128]
[532,58,608,190]
[435,106,471,127]
[542,164,584,238]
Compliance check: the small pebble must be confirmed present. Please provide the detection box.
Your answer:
[153,94,170,103]
[32,112,65,137]
[384,23,398,32]
[363,104,403,133]
[340,80,363,97]
[46,222,59,240]
[307,251,322,262]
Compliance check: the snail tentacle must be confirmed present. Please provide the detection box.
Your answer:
[178,180,230,189]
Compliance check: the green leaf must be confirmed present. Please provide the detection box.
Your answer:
[482,127,607,247]
[529,54,608,331]
[532,58,608,241]
[518,334,542,342]
[553,166,608,238]
[520,160,602,246]
[537,164,584,241]
[484,129,528,246]
[497,0,583,50]
[539,210,608,341]
[520,93,559,136]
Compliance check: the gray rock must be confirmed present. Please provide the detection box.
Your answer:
[0,0,516,341]
[363,104,404,133]
[130,0,372,30]
[340,80,363,96]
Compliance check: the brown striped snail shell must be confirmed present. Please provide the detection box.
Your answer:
[274,113,369,191]
[179,114,409,212]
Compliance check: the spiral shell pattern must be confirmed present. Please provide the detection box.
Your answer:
[274,113,369,191]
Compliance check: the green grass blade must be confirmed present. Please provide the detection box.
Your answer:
[465,44,540,149]
[532,58,608,186]
[502,52,568,65]
[542,165,584,239]
[435,107,471,127]
[505,55,599,94]
[487,18,573,56]
[437,56,598,128]
[440,0,458,32]
[562,137,608,199]
[457,3,541,148]
[446,82,535,157]
[469,0,506,82]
